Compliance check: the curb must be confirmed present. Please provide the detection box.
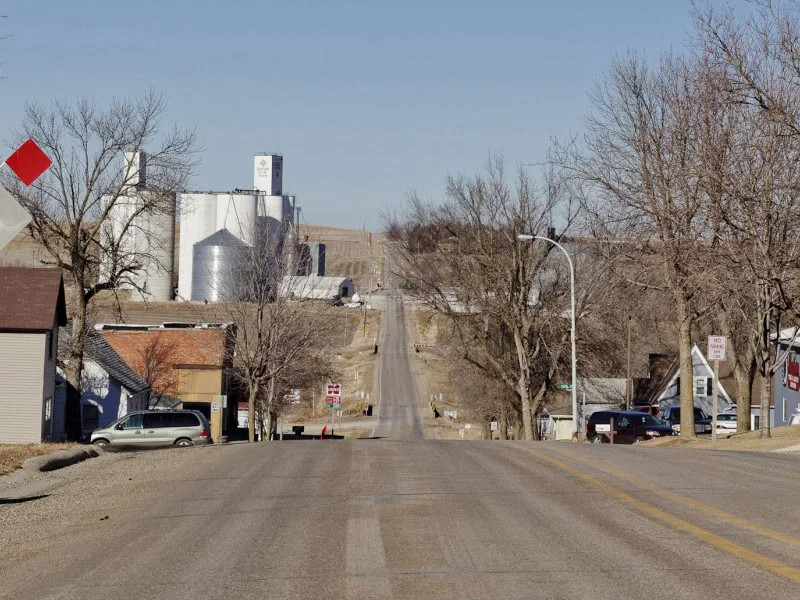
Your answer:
[22,446,101,473]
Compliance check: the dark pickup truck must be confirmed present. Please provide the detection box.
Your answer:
[659,405,713,434]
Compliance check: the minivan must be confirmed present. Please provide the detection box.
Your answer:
[586,410,675,444]
[90,410,212,448]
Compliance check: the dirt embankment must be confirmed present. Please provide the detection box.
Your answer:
[644,424,800,452]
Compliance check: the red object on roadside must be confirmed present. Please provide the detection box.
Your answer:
[321,425,327,440]
[5,139,52,186]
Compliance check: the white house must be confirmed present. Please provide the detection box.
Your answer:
[652,344,734,415]
[0,268,66,443]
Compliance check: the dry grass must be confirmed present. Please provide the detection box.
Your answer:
[0,443,79,476]
[643,425,800,452]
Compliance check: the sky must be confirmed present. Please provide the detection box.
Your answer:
[0,1,750,230]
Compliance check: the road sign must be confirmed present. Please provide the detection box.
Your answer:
[5,139,52,186]
[325,382,341,408]
[559,384,573,391]
[707,336,727,361]
[210,401,221,413]
[789,361,800,392]
[490,421,498,432]
[0,184,31,252]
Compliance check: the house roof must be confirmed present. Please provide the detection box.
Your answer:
[84,333,150,395]
[0,267,66,331]
[636,344,732,406]
[59,326,151,396]
[280,275,354,299]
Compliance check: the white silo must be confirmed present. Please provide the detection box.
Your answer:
[99,152,175,302]
[178,192,218,301]
[216,193,257,245]
[178,191,258,300]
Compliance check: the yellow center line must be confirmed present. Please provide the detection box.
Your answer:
[542,445,800,549]
[516,446,800,585]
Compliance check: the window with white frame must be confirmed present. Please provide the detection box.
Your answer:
[694,376,710,397]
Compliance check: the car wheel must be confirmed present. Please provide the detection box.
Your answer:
[174,438,193,447]
[591,434,604,444]
[633,436,645,443]
[93,438,110,448]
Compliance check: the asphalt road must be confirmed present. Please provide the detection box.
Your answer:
[373,295,424,440]
[5,441,800,599]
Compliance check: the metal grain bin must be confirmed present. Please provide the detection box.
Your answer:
[191,229,250,302]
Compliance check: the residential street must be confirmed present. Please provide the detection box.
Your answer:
[5,440,800,599]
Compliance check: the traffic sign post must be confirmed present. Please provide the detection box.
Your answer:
[325,383,341,437]
[708,336,727,448]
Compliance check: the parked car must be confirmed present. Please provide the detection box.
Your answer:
[90,410,212,449]
[586,410,675,444]
[715,412,737,436]
[659,405,713,434]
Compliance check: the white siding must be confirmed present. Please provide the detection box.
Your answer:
[0,332,46,443]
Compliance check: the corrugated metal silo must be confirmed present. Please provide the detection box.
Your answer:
[191,229,251,302]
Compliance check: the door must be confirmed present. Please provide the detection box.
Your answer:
[615,415,634,443]
[143,412,172,446]
[111,413,145,445]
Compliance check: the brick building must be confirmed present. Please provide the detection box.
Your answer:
[97,322,236,441]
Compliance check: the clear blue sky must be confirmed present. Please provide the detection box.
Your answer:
[0,1,748,229]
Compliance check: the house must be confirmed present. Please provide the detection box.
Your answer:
[773,327,800,428]
[541,377,626,439]
[96,322,236,441]
[633,345,734,416]
[0,267,67,443]
[55,329,152,440]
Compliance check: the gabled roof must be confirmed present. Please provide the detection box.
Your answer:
[0,267,66,331]
[59,325,150,396]
[647,344,732,405]
[84,333,150,395]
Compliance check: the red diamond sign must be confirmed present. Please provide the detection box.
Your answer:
[5,139,52,186]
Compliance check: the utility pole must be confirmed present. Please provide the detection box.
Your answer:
[626,315,632,410]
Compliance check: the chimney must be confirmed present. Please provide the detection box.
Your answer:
[647,353,672,381]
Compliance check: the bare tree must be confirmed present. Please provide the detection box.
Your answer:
[696,2,800,436]
[389,158,585,440]
[213,236,337,442]
[133,332,181,406]
[555,52,713,438]
[2,92,196,438]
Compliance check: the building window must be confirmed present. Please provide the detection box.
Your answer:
[694,376,709,397]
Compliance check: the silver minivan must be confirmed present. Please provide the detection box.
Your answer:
[90,410,212,448]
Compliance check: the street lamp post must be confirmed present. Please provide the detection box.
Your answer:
[517,234,578,435]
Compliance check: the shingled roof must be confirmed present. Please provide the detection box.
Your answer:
[0,267,66,332]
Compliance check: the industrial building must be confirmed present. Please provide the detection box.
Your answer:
[102,151,333,303]
[178,153,299,302]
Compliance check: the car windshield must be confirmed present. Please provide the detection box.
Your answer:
[636,414,661,426]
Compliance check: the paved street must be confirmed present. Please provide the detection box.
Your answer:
[4,298,800,599]
[373,295,424,440]
[5,440,800,598]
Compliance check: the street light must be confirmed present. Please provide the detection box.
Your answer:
[517,233,578,436]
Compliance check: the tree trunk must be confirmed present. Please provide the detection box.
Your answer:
[677,301,696,438]
[499,408,508,440]
[248,382,258,443]
[265,377,276,441]
[64,276,88,440]
[518,377,533,441]
[735,359,755,433]
[759,370,772,439]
